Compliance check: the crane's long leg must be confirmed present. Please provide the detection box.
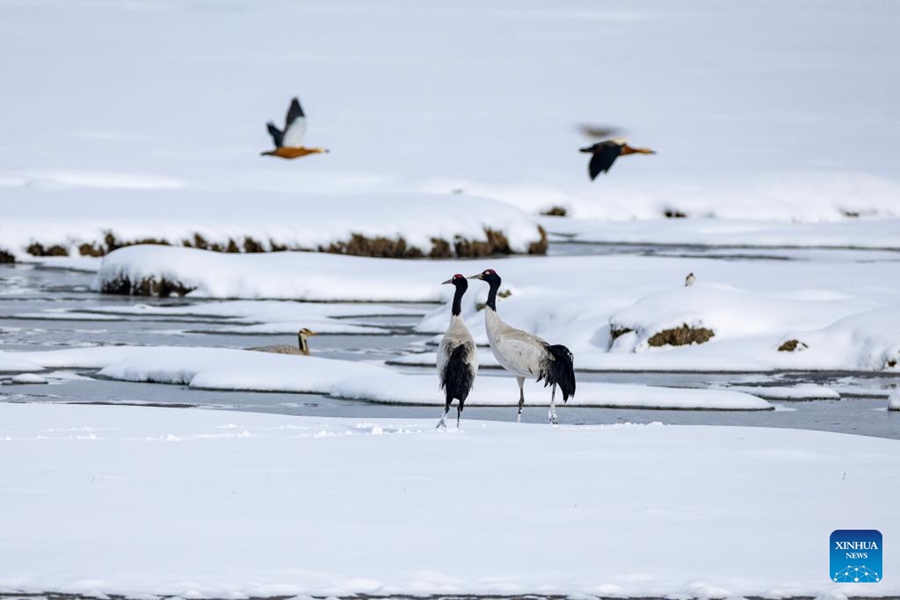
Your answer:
[457,406,462,428]
[437,399,451,429]
[516,376,525,423]
[549,384,559,425]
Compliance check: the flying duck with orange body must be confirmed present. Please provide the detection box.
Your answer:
[261,97,329,159]
[577,125,655,179]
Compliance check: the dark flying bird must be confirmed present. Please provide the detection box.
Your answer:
[580,137,655,180]
[437,274,478,428]
[469,269,575,425]
[261,97,329,159]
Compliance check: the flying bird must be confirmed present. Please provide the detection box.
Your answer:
[469,269,575,424]
[249,328,318,356]
[436,274,478,428]
[261,97,329,159]
[580,138,655,180]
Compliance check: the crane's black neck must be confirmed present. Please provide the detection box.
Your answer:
[485,279,500,311]
[451,279,467,316]
[298,333,309,354]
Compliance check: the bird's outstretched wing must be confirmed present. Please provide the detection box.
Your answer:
[588,143,622,179]
[266,122,284,148]
[578,124,622,139]
[281,97,308,148]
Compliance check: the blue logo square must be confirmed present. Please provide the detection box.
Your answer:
[831,529,882,583]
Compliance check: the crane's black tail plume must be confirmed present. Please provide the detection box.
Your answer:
[541,344,576,402]
[442,344,475,410]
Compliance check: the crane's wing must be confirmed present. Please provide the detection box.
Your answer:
[266,122,284,148]
[490,333,548,378]
[280,97,308,148]
[588,143,622,179]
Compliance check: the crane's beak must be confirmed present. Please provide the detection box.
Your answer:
[579,145,596,153]
[441,278,454,285]
[468,273,484,280]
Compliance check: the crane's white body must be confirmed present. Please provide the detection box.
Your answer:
[483,307,559,424]
[436,314,477,428]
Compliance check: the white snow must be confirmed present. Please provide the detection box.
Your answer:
[0,403,897,598]
[0,346,770,410]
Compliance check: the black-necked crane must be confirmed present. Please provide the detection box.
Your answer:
[261,97,330,159]
[468,269,575,424]
[685,272,696,287]
[249,328,318,355]
[580,137,655,179]
[437,274,478,428]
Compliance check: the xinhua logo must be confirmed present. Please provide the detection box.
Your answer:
[831,530,883,583]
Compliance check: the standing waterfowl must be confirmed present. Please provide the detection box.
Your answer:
[249,328,318,355]
[436,274,478,428]
[469,269,575,424]
[261,97,329,159]
[580,138,655,179]
[685,272,696,287]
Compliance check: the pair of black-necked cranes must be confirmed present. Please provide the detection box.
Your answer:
[437,269,576,428]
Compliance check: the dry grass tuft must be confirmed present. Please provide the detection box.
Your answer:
[322,235,425,259]
[101,275,195,298]
[647,324,715,347]
[663,209,688,219]
[778,339,808,352]
[429,238,453,259]
[541,206,568,217]
[26,242,69,257]
[0,248,15,263]
[609,327,634,343]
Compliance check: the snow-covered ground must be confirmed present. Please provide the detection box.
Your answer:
[1,0,899,253]
[0,346,771,410]
[1,403,897,598]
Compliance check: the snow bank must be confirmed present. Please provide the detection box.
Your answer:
[96,246,455,301]
[0,403,897,598]
[725,384,840,401]
[0,346,770,410]
[607,285,868,350]
[0,191,544,260]
[542,216,900,250]
[333,372,771,410]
